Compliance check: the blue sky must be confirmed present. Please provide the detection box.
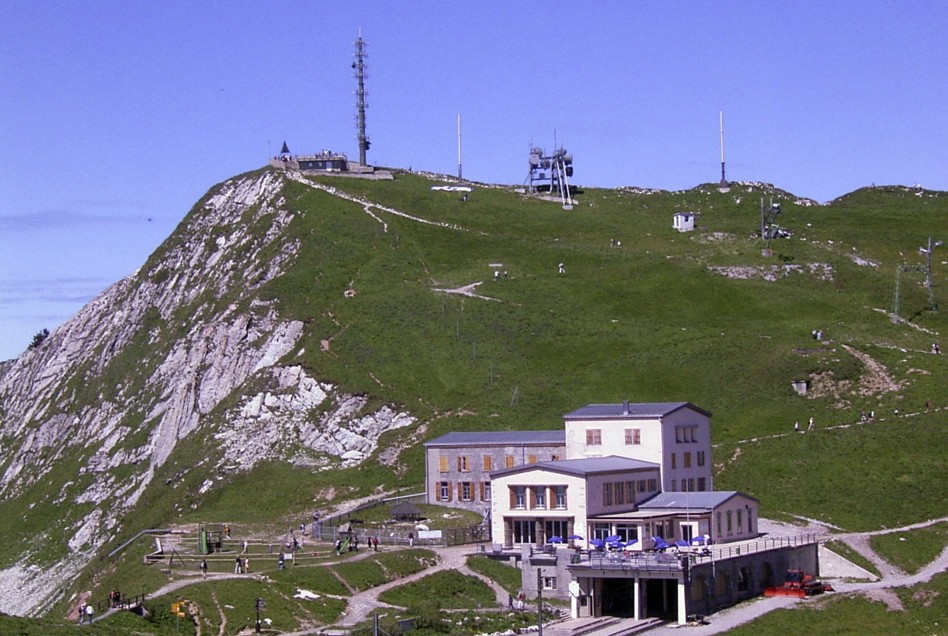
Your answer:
[1,1,946,361]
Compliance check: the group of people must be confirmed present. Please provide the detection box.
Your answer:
[794,417,816,433]
[77,602,95,624]
[107,589,122,608]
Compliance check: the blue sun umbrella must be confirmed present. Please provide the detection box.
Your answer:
[605,535,622,543]
[589,538,606,548]
[567,534,584,541]
[548,536,564,543]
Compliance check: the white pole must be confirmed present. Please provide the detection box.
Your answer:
[457,113,462,182]
[719,111,726,164]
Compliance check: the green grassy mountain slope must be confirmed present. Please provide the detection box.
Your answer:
[1,168,945,624]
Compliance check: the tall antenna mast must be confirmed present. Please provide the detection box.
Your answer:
[457,113,463,181]
[354,30,369,166]
[718,111,729,191]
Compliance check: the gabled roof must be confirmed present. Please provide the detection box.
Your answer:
[563,401,711,420]
[491,455,659,479]
[425,430,564,447]
[637,490,758,511]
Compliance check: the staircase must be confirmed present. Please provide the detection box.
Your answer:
[545,616,663,636]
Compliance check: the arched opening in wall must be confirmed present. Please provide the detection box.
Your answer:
[714,571,729,597]
[761,562,774,588]
[737,567,751,592]
[690,575,707,602]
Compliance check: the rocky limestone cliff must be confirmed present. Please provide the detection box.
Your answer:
[0,170,415,616]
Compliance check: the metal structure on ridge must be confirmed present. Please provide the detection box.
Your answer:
[526,145,575,209]
[353,31,370,166]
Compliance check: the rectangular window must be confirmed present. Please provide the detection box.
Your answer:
[687,478,695,491]
[615,482,625,505]
[534,486,546,509]
[461,482,472,501]
[505,455,515,469]
[737,509,744,532]
[483,481,491,501]
[528,454,537,464]
[439,456,449,473]
[603,483,614,506]
[586,429,602,445]
[671,453,677,469]
[551,454,560,462]
[554,486,567,509]
[483,455,492,471]
[626,481,635,502]
[697,477,706,491]
[542,577,557,590]
[676,427,683,443]
[637,479,647,493]
[624,428,641,445]
[457,456,470,472]
[716,512,722,536]
[672,479,677,491]
[684,452,692,468]
[514,487,526,509]
[727,511,733,535]
[648,479,657,492]
[439,481,451,501]
[697,451,706,467]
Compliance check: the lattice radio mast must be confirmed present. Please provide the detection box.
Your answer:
[354,31,369,166]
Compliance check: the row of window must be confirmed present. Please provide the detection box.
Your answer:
[675,425,700,443]
[669,451,706,469]
[601,479,658,506]
[585,428,643,446]
[670,477,707,491]
[715,508,751,536]
[509,486,568,510]
[510,519,571,546]
[437,481,491,502]
[439,454,561,473]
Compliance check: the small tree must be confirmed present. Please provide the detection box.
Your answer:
[28,328,49,350]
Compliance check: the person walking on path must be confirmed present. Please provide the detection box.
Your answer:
[808,416,815,431]
[234,555,243,574]
[794,420,800,433]
[200,558,208,579]
[84,603,94,624]
[408,532,414,547]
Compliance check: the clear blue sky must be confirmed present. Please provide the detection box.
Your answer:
[1,1,946,361]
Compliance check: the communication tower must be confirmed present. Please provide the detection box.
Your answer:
[526,145,575,209]
[353,31,370,166]
[718,111,730,192]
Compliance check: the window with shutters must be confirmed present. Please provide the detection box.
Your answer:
[439,456,449,473]
[554,486,567,509]
[505,455,515,469]
[481,481,491,501]
[439,481,450,501]
[461,482,472,501]
[534,487,545,509]
[514,487,526,509]
[458,456,470,472]
[483,455,492,471]
[528,455,537,464]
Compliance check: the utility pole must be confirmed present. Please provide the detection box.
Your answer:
[537,568,544,636]
[457,113,463,182]
[354,31,369,166]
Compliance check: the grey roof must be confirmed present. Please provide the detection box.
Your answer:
[491,455,659,479]
[638,491,757,511]
[563,401,711,420]
[425,430,565,447]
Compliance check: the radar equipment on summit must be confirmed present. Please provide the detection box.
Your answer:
[526,145,574,209]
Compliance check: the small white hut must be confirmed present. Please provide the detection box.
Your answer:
[673,212,696,232]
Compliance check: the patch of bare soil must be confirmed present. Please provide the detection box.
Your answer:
[841,344,902,395]
[861,588,904,611]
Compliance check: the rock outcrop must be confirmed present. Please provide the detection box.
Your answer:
[0,170,414,616]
